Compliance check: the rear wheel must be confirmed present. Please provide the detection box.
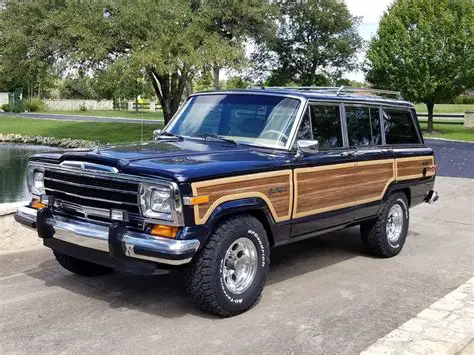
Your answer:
[185,215,270,317]
[361,192,409,258]
[54,252,114,277]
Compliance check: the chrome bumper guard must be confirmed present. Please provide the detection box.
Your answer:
[15,207,199,266]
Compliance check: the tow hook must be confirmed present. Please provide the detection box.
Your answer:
[425,190,439,204]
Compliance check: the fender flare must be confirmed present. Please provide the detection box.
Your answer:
[205,197,275,228]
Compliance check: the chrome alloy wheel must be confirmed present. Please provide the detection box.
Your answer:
[386,204,404,244]
[222,237,258,294]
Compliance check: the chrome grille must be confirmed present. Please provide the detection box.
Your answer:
[44,170,141,216]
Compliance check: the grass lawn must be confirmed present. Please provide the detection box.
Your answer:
[420,121,474,142]
[0,117,163,144]
[45,109,164,120]
[414,104,474,114]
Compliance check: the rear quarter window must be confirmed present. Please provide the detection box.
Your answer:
[383,108,421,144]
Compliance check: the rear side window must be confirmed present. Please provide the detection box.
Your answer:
[383,108,420,144]
[309,104,343,149]
[346,106,381,146]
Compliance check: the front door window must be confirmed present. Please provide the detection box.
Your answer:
[309,104,343,149]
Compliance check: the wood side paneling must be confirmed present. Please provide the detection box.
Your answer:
[354,160,395,204]
[294,163,357,218]
[396,156,435,181]
[191,170,293,225]
[190,156,434,225]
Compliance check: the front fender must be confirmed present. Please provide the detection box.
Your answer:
[203,197,290,246]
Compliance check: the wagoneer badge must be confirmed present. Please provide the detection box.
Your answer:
[269,186,288,195]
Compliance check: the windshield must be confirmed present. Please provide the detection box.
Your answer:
[166,94,301,148]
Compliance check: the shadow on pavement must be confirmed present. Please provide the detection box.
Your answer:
[25,226,364,319]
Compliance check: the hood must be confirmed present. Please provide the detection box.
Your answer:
[30,139,290,183]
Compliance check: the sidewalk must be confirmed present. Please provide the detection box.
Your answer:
[362,278,474,354]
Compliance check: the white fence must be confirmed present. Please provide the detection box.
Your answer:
[44,99,114,111]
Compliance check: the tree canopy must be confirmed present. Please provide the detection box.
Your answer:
[366,0,474,132]
[252,0,362,86]
[0,0,276,122]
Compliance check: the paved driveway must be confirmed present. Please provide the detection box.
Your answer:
[1,176,473,353]
[425,139,474,178]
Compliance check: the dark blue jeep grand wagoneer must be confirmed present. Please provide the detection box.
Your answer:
[15,87,438,316]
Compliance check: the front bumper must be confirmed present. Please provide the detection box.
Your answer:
[15,206,200,266]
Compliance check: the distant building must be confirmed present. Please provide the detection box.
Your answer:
[0,93,8,106]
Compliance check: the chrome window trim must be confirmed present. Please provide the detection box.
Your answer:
[162,92,415,152]
[380,105,387,145]
[293,101,346,150]
[408,108,423,144]
[340,103,349,148]
[289,98,310,150]
[381,106,423,146]
[342,103,385,147]
[28,162,184,226]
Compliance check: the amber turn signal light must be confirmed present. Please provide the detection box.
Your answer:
[150,225,179,239]
[31,198,46,210]
[188,196,210,205]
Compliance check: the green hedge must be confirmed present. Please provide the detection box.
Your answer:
[453,95,474,105]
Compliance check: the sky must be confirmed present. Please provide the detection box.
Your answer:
[344,0,394,82]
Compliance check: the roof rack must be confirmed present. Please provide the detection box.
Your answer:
[256,86,402,99]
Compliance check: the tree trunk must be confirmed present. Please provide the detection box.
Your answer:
[426,102,434,133]
[212,65,220,90]
[185,78,193,96]
[147,67,187,125]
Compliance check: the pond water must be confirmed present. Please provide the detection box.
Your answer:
[0,144,61,203]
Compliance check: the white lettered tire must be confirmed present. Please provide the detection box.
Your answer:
[185,215,270,317]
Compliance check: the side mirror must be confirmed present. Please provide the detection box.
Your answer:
[153,129,162,140]
[295,140,319,159]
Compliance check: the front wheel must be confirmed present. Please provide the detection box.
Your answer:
[185,215,270,317]
[361,192,410,258]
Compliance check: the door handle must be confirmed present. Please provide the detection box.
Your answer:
[340,151,354,157]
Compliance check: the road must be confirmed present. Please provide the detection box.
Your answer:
[425,139,474,178]
[0,112,163,124]
[1,175,473,353]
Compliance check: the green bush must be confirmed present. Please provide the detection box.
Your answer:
[10,101,25,113]
[1,104,10,112]
[79,103,87,111]
[25,98,45,112]
[453,95,474,105]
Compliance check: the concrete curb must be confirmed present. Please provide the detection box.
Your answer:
[0,201,28,216]
[424,137,474,144]
[0,204,43,252]
[361,278,474,355]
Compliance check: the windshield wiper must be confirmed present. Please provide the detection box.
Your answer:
[198,134,237,145]
[156,131,184,141]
